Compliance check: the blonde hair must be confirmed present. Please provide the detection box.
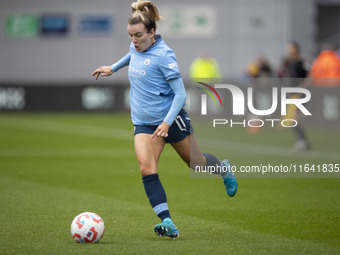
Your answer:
[128,0,163,32]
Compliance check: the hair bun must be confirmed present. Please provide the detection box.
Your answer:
[131,0,163,22]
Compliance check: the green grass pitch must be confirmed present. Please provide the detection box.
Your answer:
[0,113,339,255]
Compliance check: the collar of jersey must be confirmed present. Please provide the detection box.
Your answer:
[143,34,162,53]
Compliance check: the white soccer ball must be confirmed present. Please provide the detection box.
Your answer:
[71,212,105,243]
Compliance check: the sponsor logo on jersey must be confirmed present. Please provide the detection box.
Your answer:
[129,66,146,76]
[169,62,178,68]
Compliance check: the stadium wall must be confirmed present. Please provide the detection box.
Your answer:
[0,0,316,82]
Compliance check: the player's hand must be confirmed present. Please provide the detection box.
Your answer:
[92,66,113,80]
[152,121,170,139]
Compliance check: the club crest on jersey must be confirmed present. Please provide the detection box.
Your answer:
[144,58,151,65]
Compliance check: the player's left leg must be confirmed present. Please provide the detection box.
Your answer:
[171,134,238,197]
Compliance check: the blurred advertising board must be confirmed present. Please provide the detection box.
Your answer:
[78,16,114,36]
[40,14,69,36]
[0,84,128,112]
[5,14,39,38]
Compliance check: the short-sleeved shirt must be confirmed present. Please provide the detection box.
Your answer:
[128,35,181,125]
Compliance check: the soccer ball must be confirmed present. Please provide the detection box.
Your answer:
[71,212,105,243]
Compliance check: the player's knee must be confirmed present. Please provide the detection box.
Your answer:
[139,163,157,176]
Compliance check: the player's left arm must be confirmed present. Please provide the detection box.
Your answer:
[152,78,186,139]
[152,50,186,139]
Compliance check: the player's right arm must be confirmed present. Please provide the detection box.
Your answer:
[92,53,131,80]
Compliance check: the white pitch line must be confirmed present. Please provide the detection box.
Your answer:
[0,149,132,157]
[0,116,339,162]
[0,116,133,141]
[0,148,178,158]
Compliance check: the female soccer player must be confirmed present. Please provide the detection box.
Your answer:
[92,0,237,239]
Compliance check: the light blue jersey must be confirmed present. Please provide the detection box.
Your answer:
[129,35,182,125]
[111,35,186,126]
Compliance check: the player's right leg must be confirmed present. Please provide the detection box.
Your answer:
[134,132,179,239]
[154,217,179,239]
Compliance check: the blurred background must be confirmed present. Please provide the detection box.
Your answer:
[1,0,340,79]
[0,2,339,253]
[0,0,339,125]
